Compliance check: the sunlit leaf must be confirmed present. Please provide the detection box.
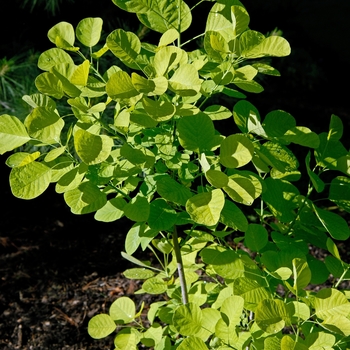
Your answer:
[177,113,216,152]
[88,314,116,339]
[38,48,75,71]
[219,134,254,168]
[314,288,350,319]
[110,297,136,324]
[313,204,350,240]
[107,29,141,69]
[64,181,107,214]
[255,299,290,333]
[173,303,203,336]
[0,115,31,154]
[186,189,225,226]
[329,176,350,213]
[10,162,51,199]
[76,17,103,47]
[74,129,113,165]
[168,64,202,96]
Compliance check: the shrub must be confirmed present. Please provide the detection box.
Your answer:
[1,0,350,349]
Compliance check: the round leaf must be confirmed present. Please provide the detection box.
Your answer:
[88,314,116,339]
[173,303,203,336]
[244,224,268,252]
[186,189,225,226]
[10,162,51,199]
[109,297,136,324]
[76,17,103,47]
[220,134,254,168]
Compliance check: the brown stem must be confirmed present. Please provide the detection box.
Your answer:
[172,225,188,305]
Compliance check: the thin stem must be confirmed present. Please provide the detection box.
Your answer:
[172,225,188,304]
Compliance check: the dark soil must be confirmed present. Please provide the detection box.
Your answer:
[0,178,143,349]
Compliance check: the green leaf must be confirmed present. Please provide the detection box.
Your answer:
[24,107,64,144]
[107,29,141,69]
[292,258,311,291]
[200,247,246,279]
[142,277,168,294]
[88,314,116,339]
[329,176,350,213]
[231,5,250,37]
[304,332,335,350]
[142,96,175,121]
[328,114,343,141]
[204,31,229,62]
[123,268,155,280]
[262,178,299,222]
[314,288,350,319]
[313,204,350,240]
[153,46,188,76]
[204,105,232,120]
[120,143,155,167]
[305,151,325,193]
[109,297,136,324]
[50,64,82,97]
[257,141,299,173]
[219,134,254,168]
[168,64,201,96]
[223,172,263,206]
[48,22,76,49]
[132,73,168,96]
[6,152,40,167]
[280,335,308,350]
[70,60,89,86]
[234,277,272,310]
[205,1,244,43]
[173,303,203,336]
[64,181,107,214]
[114,330,138,350]
[0,115,31,154]
[38,48,75,71]
[158,28,179,46]
[244,224,268,252]
[233,100,265,136]
[55,163,88,193]
[322,315,350,336]
[177,113,215,152]
[10,162,51,199]
[35,72,64,99]
[255,299,289,333]
[76,17,103,47]
[262,110,296,138]
[205,169,229,188]
[74,129,113,165]
[186,189,225,226]
[177,336,208,350]
[221,295,245,326]
[156,175,193,206]
[241,34,291,58]
[106,71,142,104]
[220,199,248,232]
[281,126,320,148]
[233,79,264,94]
[315,132,348,170]
[123,196,150,222]
[148,199,177,231]
[94,197,125,222]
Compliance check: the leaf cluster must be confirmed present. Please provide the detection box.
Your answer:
[1,0,350,349]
